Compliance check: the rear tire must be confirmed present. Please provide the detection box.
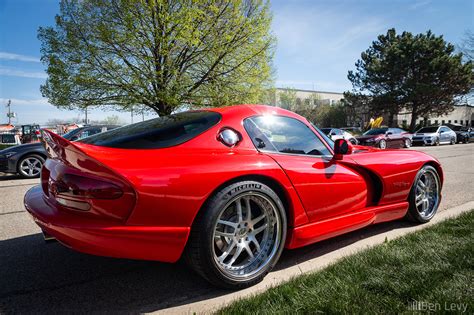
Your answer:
[405,165,440,223]
[378,139,387,149]
[17,154,44,178]
[185,181,287,289]
[403,138,411,148]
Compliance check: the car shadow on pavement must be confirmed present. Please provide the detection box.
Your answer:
[0,173,22,181]
[0,219,415,313]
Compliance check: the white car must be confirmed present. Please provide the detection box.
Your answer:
[320,128,358,145]
[412,126,457,146]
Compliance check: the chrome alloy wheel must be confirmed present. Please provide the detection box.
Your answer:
[19,156,42,177]
[414,168,440,220]
[404,138,411,148]
[212,192,282,280]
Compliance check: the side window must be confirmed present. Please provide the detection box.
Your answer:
[440,127,449,133]
[244,116,332,156]
[2,134,15,143]
[334,129,343,135]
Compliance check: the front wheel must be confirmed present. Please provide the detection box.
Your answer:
[405,165,441,223]
[185,181,287,289]
[450,137,455,145]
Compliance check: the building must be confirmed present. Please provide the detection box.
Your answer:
[397,104,474,128]
[272,88,344,107]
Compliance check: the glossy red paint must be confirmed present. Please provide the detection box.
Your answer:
[24,104,443,263]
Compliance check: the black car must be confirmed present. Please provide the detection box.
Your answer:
[445,124,473,143]
[0,125,119,178]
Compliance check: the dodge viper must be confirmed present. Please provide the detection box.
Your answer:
[24,105,443,288]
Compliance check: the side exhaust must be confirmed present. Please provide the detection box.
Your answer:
[42,230,56,242]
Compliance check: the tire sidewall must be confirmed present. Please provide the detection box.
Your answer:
[198,181,287,288]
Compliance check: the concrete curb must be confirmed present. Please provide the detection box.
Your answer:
[158,201,474,315]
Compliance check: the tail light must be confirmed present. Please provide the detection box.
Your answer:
[53,174,123,200]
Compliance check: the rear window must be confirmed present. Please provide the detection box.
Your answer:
[79,111,221,149]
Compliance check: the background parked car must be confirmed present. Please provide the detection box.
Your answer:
[412,126,457,146]
[0,132,21,149]
[0,125,119,178]
[445,124,473,143]
[356,127,412,149]
[320,128,358,144]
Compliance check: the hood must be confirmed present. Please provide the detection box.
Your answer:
[414,132,438,136]
[0,142,43,154]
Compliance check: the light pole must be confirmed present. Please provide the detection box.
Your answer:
[6,99,11,124]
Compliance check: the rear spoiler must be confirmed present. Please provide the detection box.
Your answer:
[40,129,77,160]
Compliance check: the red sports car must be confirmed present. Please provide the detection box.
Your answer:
[24,105,443,288]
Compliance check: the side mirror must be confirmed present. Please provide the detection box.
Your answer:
[330,132,336,136]
[334,139,353,160]
[386,132,392,135]
[439,130,444,134]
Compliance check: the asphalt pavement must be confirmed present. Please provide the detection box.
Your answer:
[0,143,472,313]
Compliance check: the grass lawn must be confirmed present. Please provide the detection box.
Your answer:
[218,211,474,314]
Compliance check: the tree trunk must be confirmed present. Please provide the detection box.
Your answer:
[387,112,395,127]
[409,113,418,132]
[154,101,173,117]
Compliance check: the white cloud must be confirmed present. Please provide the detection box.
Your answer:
[0,98,51,106]
[408,0,431,10]
[0,52,40,63]
[0,67,47,79]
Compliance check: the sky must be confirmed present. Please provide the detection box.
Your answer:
[0,0,472,125]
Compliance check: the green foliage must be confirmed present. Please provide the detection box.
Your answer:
[348,28,473,131]
[219,210,474,314]
[39,0,275,116]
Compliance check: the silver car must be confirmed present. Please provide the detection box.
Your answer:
[412,126,457,146]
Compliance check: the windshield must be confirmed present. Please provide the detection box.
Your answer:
[417,127,438,133]
[363,128,388,136]
[79,111,221,149]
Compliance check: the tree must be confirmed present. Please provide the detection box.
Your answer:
[39,0,275,116]
[348,29,473,131]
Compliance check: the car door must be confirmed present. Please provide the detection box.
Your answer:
[439,127,450,143]
[391,128,404,148]
[244,115,369,222]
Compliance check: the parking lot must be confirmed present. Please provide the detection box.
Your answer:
[0,144,473,313]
